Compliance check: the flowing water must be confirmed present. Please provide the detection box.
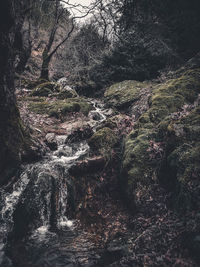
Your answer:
[0,99,112,267]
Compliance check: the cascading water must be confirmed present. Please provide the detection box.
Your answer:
[0,99,112,266]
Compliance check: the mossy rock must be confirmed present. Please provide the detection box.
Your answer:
[20,96,46,103]
[104,80,150,109]
[123,129,157,183]
[28,97,93,117]
[121,68,200,212]
[97,114,129,130]
[30,82,61,97]
[22,79,47,90]
[167,142,200,211]
[88,127,118,153]
[147,68,200,123]
[51,89,78,99]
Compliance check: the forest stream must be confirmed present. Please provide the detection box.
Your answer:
[0,99,114,267]
[1,1,200,266]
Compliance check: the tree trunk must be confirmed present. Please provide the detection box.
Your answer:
[40,49,51,80]
[0,0,25,183]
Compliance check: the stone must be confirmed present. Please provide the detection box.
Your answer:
[104,80,150,110]
[88,127,118,152]
[89,110,105,121]
[57,77,69,87]
[30,82,61,97]
[69,156,105,176]
[66,125,94,143]
[45,133,57,151]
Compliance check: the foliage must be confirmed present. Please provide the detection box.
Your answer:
[89,0,200,87]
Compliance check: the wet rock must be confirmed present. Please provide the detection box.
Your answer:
[88,127,118,152]
[89,110,105,121]
[45,133,57,151]
[53,145,73,158]
[69,156,105,176]
[66,125,94,143]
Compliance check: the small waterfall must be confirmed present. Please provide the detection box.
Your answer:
[0,98,111,266]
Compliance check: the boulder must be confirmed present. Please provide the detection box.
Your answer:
[104,80,150,110]
[66,125,93,143]
[30,82,61,97]
[88,127,118,153]
[69,156,105,176]
[52,87,78,99]
[28,97,93,117]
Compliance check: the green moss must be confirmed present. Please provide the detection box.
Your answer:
[22,79,47,90]
[51,89,78,99]
[100,120,117,130]
[19,96,46,102]
[147,69,200,122]
[138,113,151,124]
[104,80,150,109]
[49,102,80,118]
[28,97,93,117]
[28,101,51,114]
[98,115,128,130]
[88,127,118,153]
[179,107,200,141]
[123,129,157,185]
[167,142,200,211]
[121,69,200,211]
[30,82,61,97]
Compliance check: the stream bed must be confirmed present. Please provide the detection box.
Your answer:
[0,99,111,267]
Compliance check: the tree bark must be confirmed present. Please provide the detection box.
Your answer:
[0,0,25,183]
[40,49,51,80]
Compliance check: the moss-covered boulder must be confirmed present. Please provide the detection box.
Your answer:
[122,68,200,212]
[104,80,150,109]
[22,79,47,90]
[51,88,78,99]
[30,82,61,97]
[160,107,200,211]
[28,97,93,117]
[88,127,118,154]
[97,114,129,130]
[147,69,200,123]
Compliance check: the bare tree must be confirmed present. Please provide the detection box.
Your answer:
[40,0,101,80]
[91,0,124,43]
